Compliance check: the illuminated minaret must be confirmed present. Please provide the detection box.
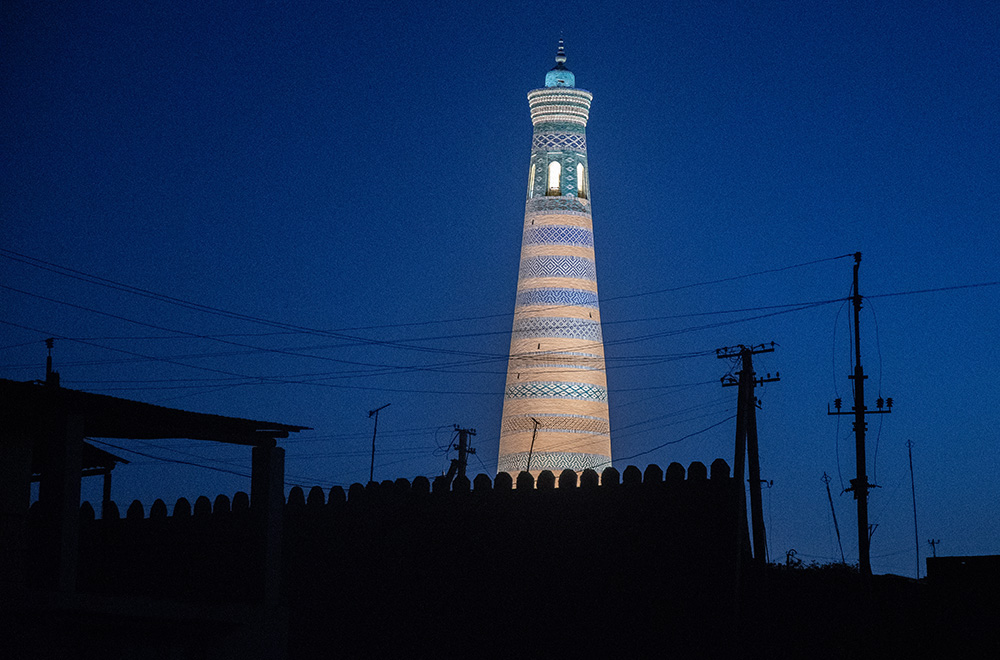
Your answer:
[498,42,612,477]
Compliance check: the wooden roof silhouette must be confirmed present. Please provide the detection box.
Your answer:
[1,378,308,447]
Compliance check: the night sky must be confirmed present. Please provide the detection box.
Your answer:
[3,1,998,577]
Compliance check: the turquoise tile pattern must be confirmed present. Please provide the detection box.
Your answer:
[515,288,600,308]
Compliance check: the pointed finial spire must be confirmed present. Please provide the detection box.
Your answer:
[555,38,566,64]
[545,38,575,87]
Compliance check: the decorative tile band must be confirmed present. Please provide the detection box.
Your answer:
[522,225,594,249]
[497,450,610,474]
[532,132,587,152]
[519,256,596,282]
[502,414,610,435]
[515,288,599,309]
[533,121,585,134]
[527,89,594,109]
[530,112,588,127]
[505,381,608,402]
[527,88,594,100]
[512,317,602,342]
[525,197,590,216]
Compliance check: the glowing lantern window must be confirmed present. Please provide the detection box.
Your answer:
[547,161,561,196]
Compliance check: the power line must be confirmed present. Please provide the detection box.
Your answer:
[3,284,804,380]
[598,253,857,304]
[0,319,502,396]
[611,414,737,465]
[866,280,1000,299]
[0,284,503,371]
[0,248,858,331]
[0,251,494,359]
[87,438,253,480]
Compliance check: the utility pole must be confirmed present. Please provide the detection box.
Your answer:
[444,426,477,483]
[907,439,920,579]
[828,252,893,581]
[928,538,941,558]
[525,417,540,473]
[822,472,846,564]
[44,337,59,387]
[718,343,779,564]
[367,403,391,483]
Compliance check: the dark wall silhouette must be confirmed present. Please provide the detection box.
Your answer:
[38,461,739,656]
[21,461,995,658]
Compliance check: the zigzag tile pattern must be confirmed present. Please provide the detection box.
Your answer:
[515,287,599,308]
[502,414,610,435]
[519,256,596,282]
[532,132,587,152]
[512,317,602,342]
[497,450,610,474]
[505,381,608,402]
[522,225,594,248]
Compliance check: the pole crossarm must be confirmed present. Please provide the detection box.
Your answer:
[715,342,777,359]
[724,373,781,388]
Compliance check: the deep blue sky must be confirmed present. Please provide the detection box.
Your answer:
[3,1,998,576]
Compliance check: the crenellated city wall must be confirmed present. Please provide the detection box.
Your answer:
[27,460,742,656]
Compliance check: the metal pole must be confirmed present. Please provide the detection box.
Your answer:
[368,403,390,483]
[851,252,872,580]
[907,439,920,578]
[525,418,540,473]
[822,472,846,564]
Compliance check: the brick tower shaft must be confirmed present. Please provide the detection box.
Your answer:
[498,42,612,477]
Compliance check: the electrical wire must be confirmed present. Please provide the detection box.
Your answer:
[0,283,837,382]
[868,299,885,486]
[0,319,506,396]
[598,253,856,304]
[87,438,253,480]
[866,280,1000,300]
[611,414,737,465]
[831,282,853,493]
[0,248,858,331]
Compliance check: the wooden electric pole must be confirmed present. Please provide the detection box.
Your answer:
[718,343,779,564]
[907,439,920,579]
[445,426,477,483]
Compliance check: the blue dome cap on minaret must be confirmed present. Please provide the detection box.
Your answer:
[544,39,576,88]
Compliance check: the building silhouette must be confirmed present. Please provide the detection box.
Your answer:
[498,42,612,476]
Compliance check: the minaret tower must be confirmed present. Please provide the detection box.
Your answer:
[498,42,612,477]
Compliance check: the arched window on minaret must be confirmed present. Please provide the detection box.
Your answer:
[577,162,587,199]
[527,163,536,198]
[547,160,561,196]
